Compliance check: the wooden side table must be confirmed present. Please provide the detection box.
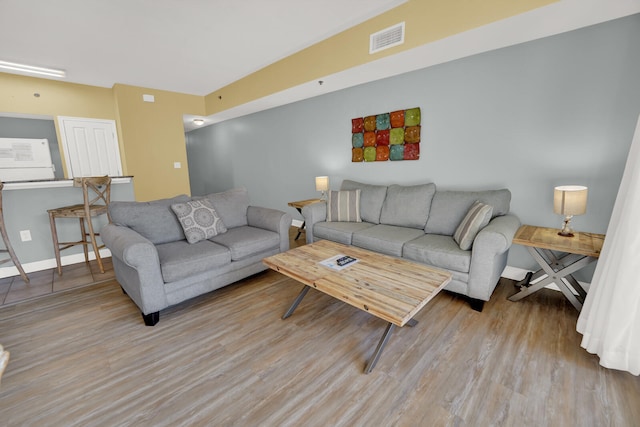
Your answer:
[508,224,605,311]
[288,198,322,240]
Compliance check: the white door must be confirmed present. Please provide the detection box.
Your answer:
[57,117,123,178]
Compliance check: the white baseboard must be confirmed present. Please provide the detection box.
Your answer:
[0,248,112,279]
[283,229,590,293]
[283,232,590,293]
[501,265,530,281]
[1,239,590,295]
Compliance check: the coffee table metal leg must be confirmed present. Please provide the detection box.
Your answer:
[282,285,310,319]
[365,322,396,374]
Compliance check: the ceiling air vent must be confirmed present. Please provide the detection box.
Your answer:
[369,22,405,54]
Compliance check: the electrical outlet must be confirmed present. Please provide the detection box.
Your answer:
[20,230,32,242]
[174,162,181,169]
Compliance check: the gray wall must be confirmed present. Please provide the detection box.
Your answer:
[2,183,135,267]
[0,117,136,272]
[186,14,640,273]
[0,116,65,179]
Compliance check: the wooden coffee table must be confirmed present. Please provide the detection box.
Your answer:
[263,240,452,373]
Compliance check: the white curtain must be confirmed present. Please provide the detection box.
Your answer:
[576,114,640,376]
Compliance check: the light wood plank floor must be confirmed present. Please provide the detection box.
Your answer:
[1,231,639,426]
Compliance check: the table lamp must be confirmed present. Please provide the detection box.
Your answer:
[315,176,329,200]
[554,185,588,237]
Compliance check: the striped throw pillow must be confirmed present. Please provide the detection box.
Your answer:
[326,189,362,222]
[453,201,493,250]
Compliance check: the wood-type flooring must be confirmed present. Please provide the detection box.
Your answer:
[1,229,639,426]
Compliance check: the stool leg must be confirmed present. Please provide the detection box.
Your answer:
[79,218,89,264]
[49,212,63,276]
[85,215,104,274]
[0,218,29,283]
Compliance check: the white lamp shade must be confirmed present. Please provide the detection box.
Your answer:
[315,176,329,192]
[554,185,588,216]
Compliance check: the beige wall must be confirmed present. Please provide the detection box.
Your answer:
[113,84,205,201]
[0,72,115,118]
[0,0,557,200]
[0,73,204,201]
[204,0,557,114]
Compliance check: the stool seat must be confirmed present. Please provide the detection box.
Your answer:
[48,176,111,276]
[0,182,29,283]
[47,204,109,218]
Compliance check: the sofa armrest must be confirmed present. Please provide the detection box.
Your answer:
[102,224,159,267]
[101,223,167,314]
[467,214,521,301]
[247,206,292,252]
[301,201,327,244]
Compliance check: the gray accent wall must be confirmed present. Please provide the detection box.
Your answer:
[186,14,640,273]
[0,118,137,272]
[2,183,135,266]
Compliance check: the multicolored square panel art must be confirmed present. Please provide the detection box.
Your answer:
[351,107,421,162]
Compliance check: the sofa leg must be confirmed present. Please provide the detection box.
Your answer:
[142,311,159,326]
[121,286,127,295]
[469,298,485,312]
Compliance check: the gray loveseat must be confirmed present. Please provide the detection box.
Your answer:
[302,180,520,311]
[102,188,292,325]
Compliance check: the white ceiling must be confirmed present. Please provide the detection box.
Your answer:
[0,0,406,95]
[1,0,639,132]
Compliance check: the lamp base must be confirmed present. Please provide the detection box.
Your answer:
[558,215,574,237]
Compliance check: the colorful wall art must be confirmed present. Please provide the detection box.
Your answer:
[351,107,421,162]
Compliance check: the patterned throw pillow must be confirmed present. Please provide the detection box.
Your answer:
[326,189,362,222]
[453,201,493,250]
[171,199,227,244]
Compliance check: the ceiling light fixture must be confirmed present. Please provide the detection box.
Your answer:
[0,60,66,78]
[193,119,205,126]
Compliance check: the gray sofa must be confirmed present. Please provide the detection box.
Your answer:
[102,188,292,325]
[302,180,520,311]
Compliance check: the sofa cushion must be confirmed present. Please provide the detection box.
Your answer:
[340,180,388,224]
[453,201,493,250]
[109,195,190,245]
[156,240,231,283]
[425,189,511,235]
[313,222,374,245]
[352,225,425,257]
[171,199,227,244]
[379,183,436,229]
[326,189,361,222]
[203,187,250,229]
[403,234,472,273]
[210,225,279,261]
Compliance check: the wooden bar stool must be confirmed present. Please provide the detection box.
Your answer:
[0,182,29,283]
[48,176,112,276]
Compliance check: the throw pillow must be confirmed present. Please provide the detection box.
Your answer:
[171,199,227,244]
[326,189,362,222]
[453,201,493,250]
